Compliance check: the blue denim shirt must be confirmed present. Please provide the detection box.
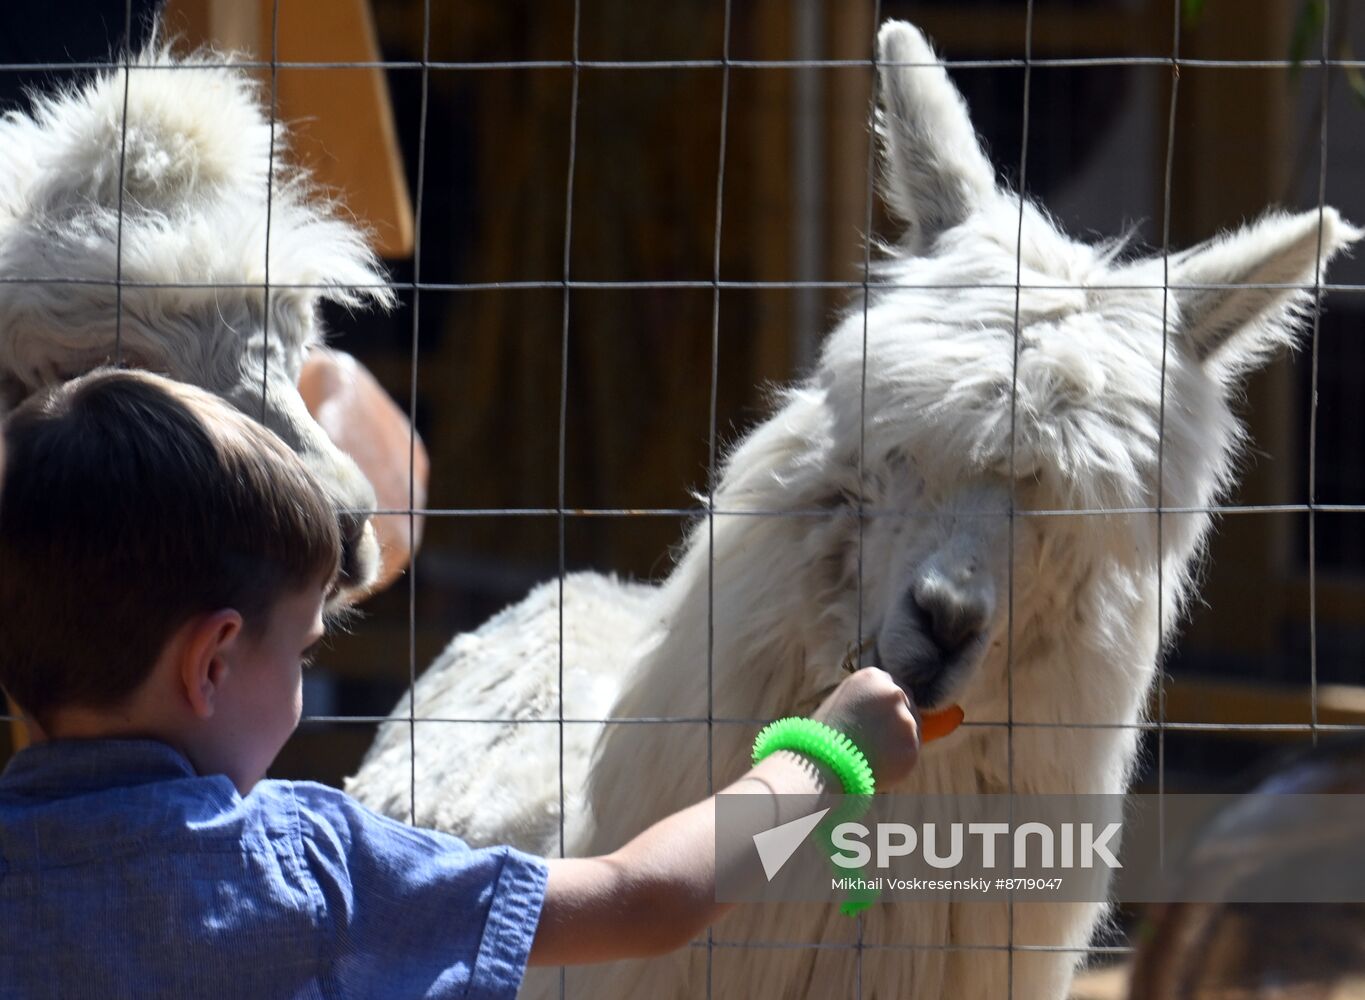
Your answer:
[0,739,548,999]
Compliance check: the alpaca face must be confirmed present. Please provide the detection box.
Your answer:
[0,47,394,600]
[802,21,1360,711]
[864,473,1010,708]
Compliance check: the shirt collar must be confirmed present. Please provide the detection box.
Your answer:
[0,738,199,799]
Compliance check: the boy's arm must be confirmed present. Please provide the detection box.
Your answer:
[527,667,920,966]
[527,751,838,966]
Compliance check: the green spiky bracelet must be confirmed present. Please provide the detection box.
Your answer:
[751,717,876,797]
[751,717,880,916]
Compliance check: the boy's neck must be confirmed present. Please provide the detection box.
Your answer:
[28,688,187,755]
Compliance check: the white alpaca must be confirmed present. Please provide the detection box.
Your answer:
[0,43,392,592]
[349,20,1360,998]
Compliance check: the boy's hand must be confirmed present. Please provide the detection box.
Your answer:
[810,667,920,787]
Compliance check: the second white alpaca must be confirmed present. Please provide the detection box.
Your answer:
[350,19,1359,998]
[0,45,392,593]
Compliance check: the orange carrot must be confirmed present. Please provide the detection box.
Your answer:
[921,705,965,742]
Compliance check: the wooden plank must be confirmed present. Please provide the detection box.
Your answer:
[163,0,414,257]
[825,0,874,294]
[1283,575,1365,626]
[273,0,414,258]
[913,9,1162,55]
[1173,0,1297,657]
[748,0,796,381]
[1069,963,1130,1000]
[1164,674,1365,733]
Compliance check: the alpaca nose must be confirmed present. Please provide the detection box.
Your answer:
[911,577,986,661]
[314,457,379,596]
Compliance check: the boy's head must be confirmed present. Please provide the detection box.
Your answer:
[0,369,340,788]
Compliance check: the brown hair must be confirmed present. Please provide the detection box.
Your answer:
[0,369,340,725]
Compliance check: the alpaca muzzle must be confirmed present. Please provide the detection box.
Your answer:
[335,507,378,595]
[875,585,992,710]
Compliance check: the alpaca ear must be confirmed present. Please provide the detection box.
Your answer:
[876,21,997,251]
[1171,208,1362,374]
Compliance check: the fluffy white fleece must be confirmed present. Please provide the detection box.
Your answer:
[0,42,392,590]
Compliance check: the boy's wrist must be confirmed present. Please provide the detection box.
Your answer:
[750,716,876,797]
[724,753,845,837]
[750,750,842,797]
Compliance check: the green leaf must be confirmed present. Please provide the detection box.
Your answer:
[1347,63,1365,108]
[1289,0,1325,82]
[1182,0,1208,24]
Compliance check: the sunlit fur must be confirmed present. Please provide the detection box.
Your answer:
[351,19,1359,998]
[0,42,393,592]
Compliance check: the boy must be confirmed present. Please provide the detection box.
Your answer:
[0,369,921,998]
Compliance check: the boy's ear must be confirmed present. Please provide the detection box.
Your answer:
[178,609,244,719]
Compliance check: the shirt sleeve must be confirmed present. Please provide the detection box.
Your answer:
[289,782,549,1000]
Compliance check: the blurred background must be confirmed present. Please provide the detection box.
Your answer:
[2,0,1365,950]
